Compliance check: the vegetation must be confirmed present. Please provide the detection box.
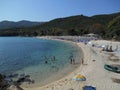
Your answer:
[0,12,120,40]
[107,15,120,40]
[0,20,43,30]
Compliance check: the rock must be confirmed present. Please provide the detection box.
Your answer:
[8,85,24,90]
[7,73,18,78]
[8,85,18,90]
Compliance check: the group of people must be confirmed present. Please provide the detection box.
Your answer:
[70,58,75,64]
[102,45,113,52]
[44,56,56,64]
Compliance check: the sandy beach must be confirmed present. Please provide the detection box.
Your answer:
[24,37,120,90]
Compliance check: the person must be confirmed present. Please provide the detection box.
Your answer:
[45,61,48,64]
[109,45,113,52]
[73,59,75,64]
[82,58,84,64]
[115,45,118,51]
[106,45,109,51]
[70,58,72,64]
[53,56,56,61]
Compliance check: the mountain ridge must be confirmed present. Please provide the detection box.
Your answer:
[0,12,120,40]
[0,20,44,30]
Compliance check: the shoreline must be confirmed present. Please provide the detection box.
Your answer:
[24,37,120,90]
[24,37,86,90]
[20,36,83,89]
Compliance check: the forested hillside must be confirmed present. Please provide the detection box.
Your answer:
[0,12,120,40]
[0,20,43,30]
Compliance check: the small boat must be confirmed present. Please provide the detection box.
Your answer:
[104,64,120,73]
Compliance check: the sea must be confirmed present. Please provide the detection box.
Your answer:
[0,37,83,87]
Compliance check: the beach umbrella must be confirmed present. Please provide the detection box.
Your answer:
[101,45,106,48]
[88,41,94,45]
[73,74,86,81]
[83,86,96,90]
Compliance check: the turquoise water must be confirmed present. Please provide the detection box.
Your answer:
[0,37,82,86]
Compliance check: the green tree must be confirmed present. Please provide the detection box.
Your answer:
[89,23,105,36]
[107,16,120,39]
[68,29,78,35]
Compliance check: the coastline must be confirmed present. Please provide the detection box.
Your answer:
[22,36,84,90]
[19,36,83,89]
[24,37,120,90]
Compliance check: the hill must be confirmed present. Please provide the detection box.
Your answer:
[107,15,120,39]
[0,12,120,40]
[0,20,44,30]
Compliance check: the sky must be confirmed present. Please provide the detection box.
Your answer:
[0,0,120,22]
